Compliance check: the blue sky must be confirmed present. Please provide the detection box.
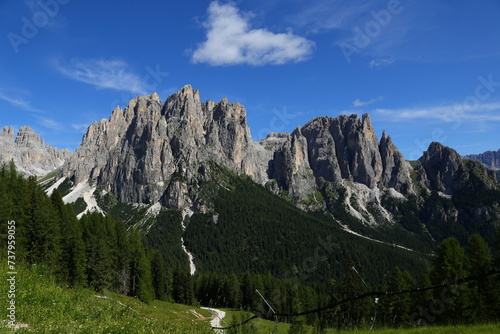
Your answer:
[1,0,500,159]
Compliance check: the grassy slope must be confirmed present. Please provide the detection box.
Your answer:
[0,261,497,333]
[0,261,213,333]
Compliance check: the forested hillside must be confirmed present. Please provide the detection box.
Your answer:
[1,161,499,331]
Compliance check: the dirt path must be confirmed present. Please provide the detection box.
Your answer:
[201,307,226,333]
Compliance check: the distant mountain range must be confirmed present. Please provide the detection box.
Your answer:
[1,85,499,282]
[464,149,500,170]
[0,125,72,176]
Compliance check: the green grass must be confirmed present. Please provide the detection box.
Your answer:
[0,261,213,333]
[0,262,497,333]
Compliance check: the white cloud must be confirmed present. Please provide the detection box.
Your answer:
[353,96,383,107]
[191,1,315,66]
[34,115,63,130]
[369,58,395,68]
[0,90,41,113]
[375,101,500,122]
[290,0,373,32]
[55,58,148,94]
[71,123,91,133]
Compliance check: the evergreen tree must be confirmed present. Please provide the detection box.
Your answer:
[338,259,370,329]
[113,218,130,294]
[288,287,309,334]
[50,190,86,287]
[223,273,241,308]
[430,237,468,324]
[151,249,169,301]
[385,267,412,326]
[410,266,432,326]
[25,176,60,267]
[465,234,494,321]
[172,270,195,305]
[81,213,112,292]
[128,228,155,303]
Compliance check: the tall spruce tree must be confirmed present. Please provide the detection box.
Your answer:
[430,237,468,324]
[113,218,130,294]
[81,213,112,292]
[151,249,169,301]
[465,234,494,321]
[128,228,155,303]
[25,176,60,267]
[50,190,86,287]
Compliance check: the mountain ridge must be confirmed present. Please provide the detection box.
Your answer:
[2,85,499,254]
[0,125,73,176]
[464,149,500,170]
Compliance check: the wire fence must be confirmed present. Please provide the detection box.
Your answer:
[212,268,499,330]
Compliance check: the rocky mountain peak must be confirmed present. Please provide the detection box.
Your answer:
[418,142,465,195]
[1,126,15,140]
[464,149,500,170]
[15,125,44,147]
[269,113,413,206]
[379,130,413,194]
[0,126,73,177]
[63,86,266,208]
[61,86,416,216]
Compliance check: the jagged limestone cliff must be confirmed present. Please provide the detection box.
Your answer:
[0,126,72,177]
[62,86,414,225]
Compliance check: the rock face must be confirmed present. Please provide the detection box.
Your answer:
[268,114,414,200]
[64,85,268,209]
[418,142,497,195]
[0,126,72,177]
[63,86,414,218]
[464,149,500,170]
[418,142,465,195]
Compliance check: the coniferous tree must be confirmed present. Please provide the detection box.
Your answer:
[172,270,195,305]
[339,259,370,329]
[25,176,60,267]
[409,266,432,326]
[82,213,112,292]
[50,190,86,287]
[465,234,494,321]
[128,228,154,303]
[430,237,468,324]
[288,287,309,334]
[151,249,169,301]
[385,266,412,326]
[113,218,130,294]
[224,273,241,308]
